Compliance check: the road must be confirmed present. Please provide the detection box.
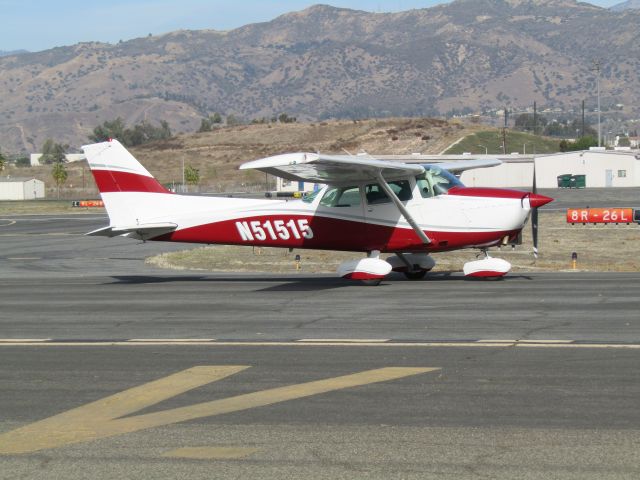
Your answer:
[0,213,639,479]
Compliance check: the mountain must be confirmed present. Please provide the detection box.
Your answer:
[1,0,639,153]
[0,50,28,57]
[610,0,640,11]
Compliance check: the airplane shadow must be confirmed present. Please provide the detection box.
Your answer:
[107,271,533,292]
[107,275,349,292]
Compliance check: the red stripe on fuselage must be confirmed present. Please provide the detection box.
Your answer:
[448,187,528,200]
[154,214,518,253]
[91,170,169,193]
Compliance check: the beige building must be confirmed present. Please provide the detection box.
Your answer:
[0,177,46,200]
[457,150,640,189]
[30,153,86,166]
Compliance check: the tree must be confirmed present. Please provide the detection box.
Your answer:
[0,150,5,172]
[226,114,240,126]
[559,136,598,152]
[52,162,68,198]
[278,113,297,124]
[15,157,30,167]
[197,114,223,133]
[89,119,172,146]
[514,113,547,133]
[40,139,68,164]
[184,165,200,188]
[88,118,126,143]
[617,136,631,147]
[198,118,212,133]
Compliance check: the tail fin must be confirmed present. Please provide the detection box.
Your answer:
[82,139,169,194]
[82,139,171,228]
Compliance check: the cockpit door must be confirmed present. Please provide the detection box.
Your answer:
[314,185,366,250]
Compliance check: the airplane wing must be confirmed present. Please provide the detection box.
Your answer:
[240,153,425,184]
[240,153,500,183]
[430,158,501,173]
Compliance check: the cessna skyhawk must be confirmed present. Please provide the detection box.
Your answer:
[82,139,552,284]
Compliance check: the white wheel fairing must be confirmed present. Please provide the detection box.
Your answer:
[337,258,392,280]
[463,257,511,278]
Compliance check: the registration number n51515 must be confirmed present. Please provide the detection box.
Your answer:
[235,219,314,241]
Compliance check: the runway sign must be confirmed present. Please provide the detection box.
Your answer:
[567,208,634,224]
[71,200,104,208]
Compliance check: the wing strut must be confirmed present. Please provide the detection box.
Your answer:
[375,171,431,245]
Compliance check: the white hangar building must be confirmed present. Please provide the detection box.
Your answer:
[0,177,46,200]
[532,149,640,188]
[454,149,640,189]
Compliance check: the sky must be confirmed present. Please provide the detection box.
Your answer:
[0,0,624,52]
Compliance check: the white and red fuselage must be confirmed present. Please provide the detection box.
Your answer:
[83,140,552,280]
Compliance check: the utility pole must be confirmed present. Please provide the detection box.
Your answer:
[181,155,185,193]
[502,107,508,154]
[533,101,537,135]
[581,99,585,138]
[594,60,601,147]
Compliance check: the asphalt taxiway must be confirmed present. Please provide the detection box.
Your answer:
[0,213,639,479]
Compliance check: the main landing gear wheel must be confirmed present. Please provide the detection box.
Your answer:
[361,279,382,286]
[403,270,427,280]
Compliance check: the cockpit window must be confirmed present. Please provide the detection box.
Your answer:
[320,186,361,207]
[302,189,322,204]
[416,165,464,198]
[365,180,412,204]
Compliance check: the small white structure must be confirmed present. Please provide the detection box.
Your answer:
[534,149,640,188]
[30,153,85,166]
[0,177,46,200]
[276,177,320,193]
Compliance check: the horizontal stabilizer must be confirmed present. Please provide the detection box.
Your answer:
[86,222,177,239]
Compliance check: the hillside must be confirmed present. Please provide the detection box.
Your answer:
[443,130,560,154]
[1,0,638,153]
[2,117,481,196]
[611,0,640,11]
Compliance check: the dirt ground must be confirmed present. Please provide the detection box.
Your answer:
[146,212,640,274]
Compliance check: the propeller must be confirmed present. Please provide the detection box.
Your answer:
[527,171,553,259]
[532,161,538,258]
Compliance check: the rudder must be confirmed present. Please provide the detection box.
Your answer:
[82,139,171,227]
[82,139,169,194]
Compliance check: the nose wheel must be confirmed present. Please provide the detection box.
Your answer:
[404,269,428,280]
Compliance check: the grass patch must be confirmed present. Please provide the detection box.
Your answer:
[0,200,105,215]
[444,130,560,155]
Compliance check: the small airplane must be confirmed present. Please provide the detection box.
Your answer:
[82,139,552,285]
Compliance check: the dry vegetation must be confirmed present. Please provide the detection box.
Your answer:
[3,118,481,196]
[146,212,640,274]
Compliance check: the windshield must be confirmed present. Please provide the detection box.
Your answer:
[319,186,361,207]
[302,189,323,204]
[416,165,464,198]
